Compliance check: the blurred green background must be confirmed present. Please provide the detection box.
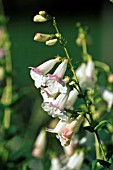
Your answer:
[0,0,113,169]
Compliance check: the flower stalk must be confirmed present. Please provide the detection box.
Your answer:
[52,16,108,165]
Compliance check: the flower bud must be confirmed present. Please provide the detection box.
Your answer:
[39,11,46,16]
[33,14,47,22]
[46,38,58,46]
[34,33,51,42]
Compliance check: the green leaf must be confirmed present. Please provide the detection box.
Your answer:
[92,159,111,170]
[94,120,111,131]
[92,159,98,170]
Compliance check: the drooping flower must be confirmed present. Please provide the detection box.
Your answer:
[76,59,95,89]
[30,57,61,88]
[46,115,84,146]
[45,59,68,96]
[42,91,70,121]
[57,115,84,146]
[65,88,78,110]
[32,129,46,158]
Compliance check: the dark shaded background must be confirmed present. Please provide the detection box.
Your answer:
[3,0,104,16]
[2,0,113,87]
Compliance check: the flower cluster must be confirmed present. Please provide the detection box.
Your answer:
[30,56,84,146]
[30,11,113,148]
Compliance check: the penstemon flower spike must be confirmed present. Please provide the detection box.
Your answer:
[29,10,113,170]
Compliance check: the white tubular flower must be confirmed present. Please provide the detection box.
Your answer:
[30,57,60,88]
[76,63,87,88]
[86,59,95,81]
[76,60,95,89]
[102,89,113,111]
[32,129,46,158]
[47,115,84,147]
[57,115,84,146]
[40,87,54,102]
[34,33,51,42]
[42,91,70,121]
[46,120,68,134]
[50,157,62,170]
[46,59,68,95]
[66,151,84,170]
[46,38,58,46]
[65,88,78,109]
[52,59,68,80]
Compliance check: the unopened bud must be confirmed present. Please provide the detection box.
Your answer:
[33,14,47,22]
[39,10,46,16]
[34,33,51,42]
[46,38,58,46]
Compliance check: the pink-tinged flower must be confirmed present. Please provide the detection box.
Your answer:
[46,115,84,146]
[50,157,62,170]
[46,120,68,134]
[51,59,68,80]
[66,151,84,170]
[102,89,113,111]
[34,33,52,42]
[42,91,70,121]
[65,88,78,109]
[45,59,68,95]
[46,38,58,46]
[40,87,54,102]
[32,129,46,158]
[30,57,60,88]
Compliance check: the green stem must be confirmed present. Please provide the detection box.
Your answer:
[95,131,106,161]
[82,38,87,57]
[0,0,13,129]
[53,17,108,164]
[53,17,78,83]
[94,132,101,159]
